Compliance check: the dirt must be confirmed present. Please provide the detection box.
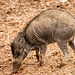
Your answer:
[0,0,75,75]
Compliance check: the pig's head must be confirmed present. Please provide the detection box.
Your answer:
[11,33,31,73]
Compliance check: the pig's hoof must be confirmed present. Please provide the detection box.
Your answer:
[57,63,66,68]
[39,61,44,66]
[39,63,42,66]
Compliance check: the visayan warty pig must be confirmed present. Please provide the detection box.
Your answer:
[11,9,75,73]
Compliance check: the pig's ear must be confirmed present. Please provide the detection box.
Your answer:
[11,43,15,56]
[19,37,25,45]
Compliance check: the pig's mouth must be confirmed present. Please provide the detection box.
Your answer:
[12,62,21,73]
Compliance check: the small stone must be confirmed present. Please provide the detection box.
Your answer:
[59,0,67,3]
[46,3,50,7]
[0,60,5,65]
[8,54,11,57]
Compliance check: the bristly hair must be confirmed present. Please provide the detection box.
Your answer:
[23,8,75,34]
[22,9,52,45]
[23,9,50,33]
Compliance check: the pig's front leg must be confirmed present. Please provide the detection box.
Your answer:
[39,45,47,66]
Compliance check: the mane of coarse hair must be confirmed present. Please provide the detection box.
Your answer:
[23,14,41,33]
[23,8,75,33]
[23,9,52,33]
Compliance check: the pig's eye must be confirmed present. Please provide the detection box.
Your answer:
[25,52,27,56]
[16,51,20,56]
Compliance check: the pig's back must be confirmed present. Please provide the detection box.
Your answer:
[36,9,75,26]
[25,10,75,45]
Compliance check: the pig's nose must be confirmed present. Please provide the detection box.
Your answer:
[12,62,21,73]
[12,67,18,73]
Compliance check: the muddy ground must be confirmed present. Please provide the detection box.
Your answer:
[0,0,75,75]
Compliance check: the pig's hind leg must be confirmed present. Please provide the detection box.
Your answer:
[57,39,69,68]
[68,37,75,55]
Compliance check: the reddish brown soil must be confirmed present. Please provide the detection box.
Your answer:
[0,0,75,75]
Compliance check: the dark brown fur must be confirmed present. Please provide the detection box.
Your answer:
[11,9,75,73]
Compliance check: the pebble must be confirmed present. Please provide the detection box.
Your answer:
[8,54,11,57]
[0,60,5,65]
[59,0,67,3]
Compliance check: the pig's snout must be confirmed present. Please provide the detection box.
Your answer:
[12,59,21,73]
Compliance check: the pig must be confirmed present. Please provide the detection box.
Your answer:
[11,9,75,73]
